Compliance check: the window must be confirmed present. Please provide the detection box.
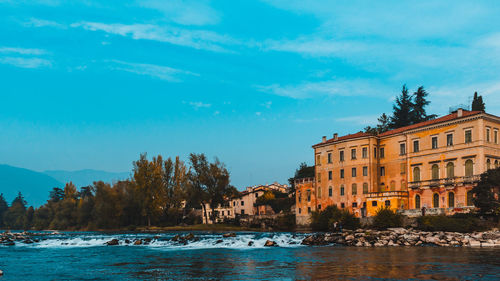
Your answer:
[316,154,321,165]
[317,187,322,198]
[317,172,321,182]
[340,169,344,179]
[241,210,245,215]
[372,201,377,207]
[385,200,391,207]
[465,130,472,143]
[496,160,499,168]
[351,149,357,160]
[298,208,301,214]
[362,147,368,158]
[298,192,301,203]
[448,192,455,208]
[339,150,345,161]
[307,190,311,202]
[327,153,332,163]
[352,167,357,177]
[431,164,439,180]
[432,136,438,149]
[352,202,358,208]
[447,134,453,146]
[340,185,345,196]
[241,201,244,206]
[487,159,491,170]
[413,167,420,181]
[400,163,406,174]
[495,130,498,144]
[328,186,333,197]
[307,207,311,214]
[222,211,225,216]
[233,201,235,206]
[446,162,455,178]
[255,193,259,198]
[228,211,231,216]
[380,147,385,158]
[433,193,439,208]
[328,171,332,180]
[465,159,474,177]
[362,183,368,194]
[374,147,377,158]
[400,143,406,155]
[380,166,385,176]
[318,204,322,210]
[340,203,345,208]
[352,183,357,195]
[363,166,368,176]
[413,140,419,152]
[467,191,473,206]
[415,195,421,209]
[486,128,491,142]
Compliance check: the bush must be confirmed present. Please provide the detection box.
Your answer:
[371,207,403,230]
[311,205,360,231]
[416,214,486,233]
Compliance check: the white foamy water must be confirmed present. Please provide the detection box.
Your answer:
[12,232,306,250]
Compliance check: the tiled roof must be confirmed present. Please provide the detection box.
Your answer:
[313,110,484,147]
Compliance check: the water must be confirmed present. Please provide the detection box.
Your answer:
[1,231,500,280]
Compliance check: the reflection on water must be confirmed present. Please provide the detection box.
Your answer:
[0,232,499,280]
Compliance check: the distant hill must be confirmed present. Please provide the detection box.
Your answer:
[0,164,63,208]
[43,169,130,189]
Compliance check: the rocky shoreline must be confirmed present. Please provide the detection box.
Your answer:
[301,228,500,247]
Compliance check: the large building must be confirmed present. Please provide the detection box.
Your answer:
[296,109,500,226]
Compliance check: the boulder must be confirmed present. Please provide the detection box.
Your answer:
[124,239,131,244]
[469,240,481,247]
[106,239,119,246]
[248,241,254,246]
[134,240,142,245]
[264,240,277,247]
[223,233,236,238]
[0,269,3,276]
[171,235,181,241]
[183,233,195,241]
[144,238,152,243]
[215,240,223,244]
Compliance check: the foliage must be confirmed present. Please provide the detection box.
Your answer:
[0,194,8,228]
[390,85,414,129]
[472,167,500,216]
[371,207,403,229]
[412,86,437,122]
[3,192,28,229]
[311,205,360,231]
[255,190,294,214]
[471,91,486,111]
[416,214,486,233]
[288,162,315,195]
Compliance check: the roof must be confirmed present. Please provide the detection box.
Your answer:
[313,110,484,147]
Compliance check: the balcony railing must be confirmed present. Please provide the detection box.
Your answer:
[294,177,315,185]
[409,175,480,189]
[366,190,409,198]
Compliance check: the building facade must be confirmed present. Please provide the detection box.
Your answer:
[296,109,500,225]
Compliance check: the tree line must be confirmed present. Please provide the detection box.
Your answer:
[0,153,239,230]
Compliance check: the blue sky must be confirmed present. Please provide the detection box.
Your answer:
[1,0,500,189]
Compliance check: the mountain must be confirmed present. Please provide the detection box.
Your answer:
[43,169,130,188]
[0,164,63,207]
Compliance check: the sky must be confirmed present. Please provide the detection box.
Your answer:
[1,0,500,190]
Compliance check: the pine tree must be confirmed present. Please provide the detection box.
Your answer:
[412,86,436,123]
[471,92,486,111]
[390,85,414,129]
[376,113,391,133]
[0,194,8,227]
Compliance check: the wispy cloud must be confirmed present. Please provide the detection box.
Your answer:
[189,101,211,109]
[137,0,220,26]
[0,47,47,55]
[0,57,52,68]
[71,21,237,52]
[22,18,66,29]
[257,79,388,99]
[336,115,379,126]
[109,60,198,82]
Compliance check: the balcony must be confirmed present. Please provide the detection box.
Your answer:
[366,190,409,198]
[294,177,315,185]
[408,175,481,190]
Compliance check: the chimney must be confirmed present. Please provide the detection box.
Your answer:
[457,108,463,117]
[322,136,327,143]
[333,133,338,140]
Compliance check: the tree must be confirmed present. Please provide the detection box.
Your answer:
[390,85,414,129]
[49,187,65,203]
[472,167,500,215]
[288,162,315,196]
[471,92,485,111]
[3,192,27,229]
[412,86,436,123]
[133,153,164,226]
[376,113,391,133]
[0,194,8,228]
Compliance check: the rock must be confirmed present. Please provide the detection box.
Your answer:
[480,242,496,247]
[0,269,3,275]
[469,240,481,247]
[215,240,223,244]
[223,233,236,238]
[23,239,34,244]
[345,235,354,241]
[134,240,142,245]
[183,233,195,241]
[4,241,15,246]
[124,239,131,244]
[264,240,277,247]
[415,241,423,246]
[248,241,254,246]
[355,241,363,247]
[144,238,152,243]
[106,239,119,246]
[301,234,329,246]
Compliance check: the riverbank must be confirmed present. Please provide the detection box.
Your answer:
[137,224,262,232]
[301,228,500,247]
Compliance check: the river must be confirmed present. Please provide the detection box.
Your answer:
[1,231,499,280]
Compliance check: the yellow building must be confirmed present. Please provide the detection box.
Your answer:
[295,109,500,225]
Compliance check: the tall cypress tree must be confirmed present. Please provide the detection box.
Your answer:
[471,92,486,111]
[390,85,414,129]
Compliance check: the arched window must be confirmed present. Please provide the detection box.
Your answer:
[415,195,421,209]
[363,183,368,194]
[433,193,439,208]
[467,190,474,206]
[352,183,357,195]
[431,164,439,180]
[448,192,455,208]
[446,162,455,178]
[465,159,474,177]
[495,160,499,168]
[413,167,421,182]
[486,159,491,170]
[390,181,396,191]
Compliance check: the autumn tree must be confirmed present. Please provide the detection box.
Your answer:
[133,153,164,226]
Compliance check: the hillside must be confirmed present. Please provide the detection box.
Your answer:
[43,169,130,188]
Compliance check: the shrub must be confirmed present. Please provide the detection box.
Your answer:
[416,215,486,233]
[372,207,403,230]
[311,205,360,231]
